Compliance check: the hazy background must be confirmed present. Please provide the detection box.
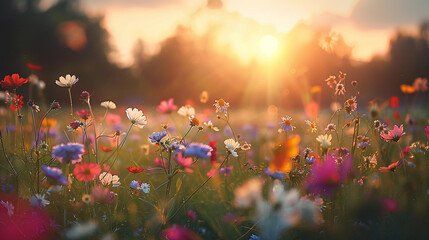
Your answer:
[1,0,429,108]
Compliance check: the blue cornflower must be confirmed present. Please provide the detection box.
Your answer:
[130,180,140,189]
[149,131,167,143]
[249,234,260,240]
[52,143,84,164]
[264,168,286,179]
[41,165,68,185]
[184,143,212,158]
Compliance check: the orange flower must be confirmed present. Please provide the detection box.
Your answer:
[269,135,300,173]
[42,118,57,128]
[400,84,415,94]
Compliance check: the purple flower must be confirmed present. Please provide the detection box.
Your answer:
[305,155,352,196]
[183,143,212,158]
[149,131,167,143]
[220,167,232,175]
[41,165,68,185]
[130,180,140,189]
[52,143,84,164]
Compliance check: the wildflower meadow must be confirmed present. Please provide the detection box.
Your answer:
[1,70,429,240]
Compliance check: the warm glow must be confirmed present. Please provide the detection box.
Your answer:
[259,35,278,56]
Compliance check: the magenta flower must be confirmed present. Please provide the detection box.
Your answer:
[305,154,352,196]
[425,126,429,138]
[162,225,201,240]
[156,98,177,114]
[175,152,193,167]
[380,124,405,142]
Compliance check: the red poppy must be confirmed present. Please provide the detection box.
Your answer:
[26,63,43,70]
[76,109,91,120]
[127,166,144,173]
[100,145,113,152]
[73,163,101,182]
[1,74,28,89]
[390,96,399,109]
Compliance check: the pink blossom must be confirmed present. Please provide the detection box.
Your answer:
[380,124,405,142]
[156,98,177,114]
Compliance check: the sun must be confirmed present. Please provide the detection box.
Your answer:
[259,35,278,56]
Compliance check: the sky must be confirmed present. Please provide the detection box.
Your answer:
[65,0,429,65]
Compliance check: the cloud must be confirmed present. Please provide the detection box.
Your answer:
[349,0,429,29]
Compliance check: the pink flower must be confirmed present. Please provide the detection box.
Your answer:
[175,152,193,167]
[380,124,405,142]
[156,98,177,114]
[90,185,115,205]
[154,157,168,169]
[186,210,197,221]
[162,225,201,240]
[73,163,101,182]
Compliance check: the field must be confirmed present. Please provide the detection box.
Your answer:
[1,73,429,240]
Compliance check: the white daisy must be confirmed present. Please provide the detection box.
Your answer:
[30,194,50,208]
[224,138,240,157]
[177,105,195,117]
[316,134,332,149]
[100,101,117,110]
[55,74,78,88]
[126,108,147,128]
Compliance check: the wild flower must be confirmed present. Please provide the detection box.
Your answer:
[183,143,212,158]
[41,165,68,185]
[380,124,405,142]
[279,116,295,132]
[149,131,167,143]
[162,225,201,240]
[67,121,83,132]
[224,138,240,157]
[413,77,428,92]
[200,90,209,103]
[52,143,85,164]
[82,194,91,204]
[305,120,317,133]
[126,108,147,128]
[234,178,264,208]
[325,75,337,88]
[175,152,193,168]
[127,166,144,173]
[99,145,113,152]
[80,91,90,102]
[305,155,352,196]
[130,180,140,189]
[390,96,400,109]
[357,136,370,149]
[269,135,300,173]
[425,126,429,138]
[214,98,230,114]
[188,115,200,126]
[335,83,345,95]
[325,123,336,132]
[55,74,78,88]
[5,92,23,111]
[30,194,50,208]
[338,71,347,80]
[316,134,332,149]
[100,101,116,110]
[204,120,220,131]
[76,109,91,120]
[140,183,151,193]
[73,163,101,182]
[90,186,115,205]
[99,172,120,187]
[1,74,28,89]
[344,96,357,114]
[156,98,177,113]
[241,142,252,151]
[177,105,195,117]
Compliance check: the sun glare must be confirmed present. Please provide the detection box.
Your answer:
[259,35,278,56]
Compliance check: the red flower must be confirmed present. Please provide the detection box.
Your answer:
[393,111,400,121]
[390,96,400,109]
[73,163,101,182]
[1,74,28,89]
[127,166,144,173]
[76,109,91,120]
[6,93,23,111]
[100,145,113,152]
[26,63,43,70]
[209,141,217,165]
